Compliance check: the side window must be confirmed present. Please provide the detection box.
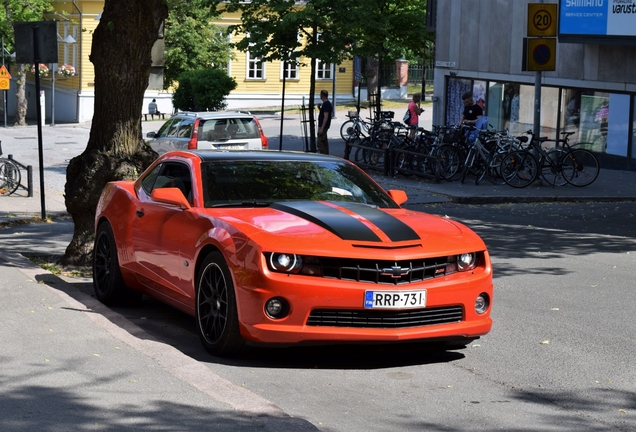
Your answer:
[156,119,176,137]
[177,119,194,138]
[166,119,181,137]
[152,162,193,203]
[141,164,162,194]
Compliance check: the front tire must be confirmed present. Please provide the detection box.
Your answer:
[340,120,361,141]
[196,252,245,357]
[93,222,142,305]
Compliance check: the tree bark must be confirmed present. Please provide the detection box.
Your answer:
[13,64,27,126]
[62,0,168,266]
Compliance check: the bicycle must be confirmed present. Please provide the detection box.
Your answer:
[340,110,374,141]
[500,130,600,188]
[0,141,21,196]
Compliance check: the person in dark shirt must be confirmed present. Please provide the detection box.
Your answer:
[317,90,332,154]
[458,91,483,126]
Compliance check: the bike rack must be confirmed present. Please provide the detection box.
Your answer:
[391,147,441,182]
[344,139,441,182]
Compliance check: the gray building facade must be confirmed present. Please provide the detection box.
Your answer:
[431,0,636,169]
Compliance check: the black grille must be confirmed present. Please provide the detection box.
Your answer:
[312,257,450,285]
[306,306,463,328]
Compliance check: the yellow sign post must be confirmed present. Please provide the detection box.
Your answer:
[526,3,557,72]
[526,38,557,71]
[0,64,11,90]
[527,3,557,37]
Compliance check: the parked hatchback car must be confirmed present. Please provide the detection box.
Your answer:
[146,111,269,154]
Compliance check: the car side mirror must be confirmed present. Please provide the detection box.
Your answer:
[146,131,157,138]
[150,188,191,210]
[387,189,408,205]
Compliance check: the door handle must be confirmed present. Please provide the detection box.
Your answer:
[135,209,145,218]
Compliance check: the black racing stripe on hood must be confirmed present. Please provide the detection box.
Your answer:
[270,201,382,242]
[337,202,421,242]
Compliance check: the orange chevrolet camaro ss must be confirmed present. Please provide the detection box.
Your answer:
[93,150,493,356]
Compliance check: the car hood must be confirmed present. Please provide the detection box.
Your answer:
[208,201,485,255]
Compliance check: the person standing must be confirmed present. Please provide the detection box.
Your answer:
[406,93,424,139]
[317,90,332,154]
[457,91,483,127]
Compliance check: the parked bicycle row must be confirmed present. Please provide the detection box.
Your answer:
[340,113,600,188]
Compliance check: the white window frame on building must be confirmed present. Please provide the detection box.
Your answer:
[246,51,265,80]
[280,59,299,80]
[316,60,333,80]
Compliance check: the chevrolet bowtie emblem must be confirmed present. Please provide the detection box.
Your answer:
[381,265,410,278]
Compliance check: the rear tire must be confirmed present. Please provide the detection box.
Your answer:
[0,160,21,195]
[93,222,142,305]
[562,149,599,187]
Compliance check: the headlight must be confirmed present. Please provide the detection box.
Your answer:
[457,253,478,271]
[268,253,303,273]
[447,252,479,273]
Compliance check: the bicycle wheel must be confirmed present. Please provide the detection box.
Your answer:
[0,160,21,196]
[540,147,568,186]
[500,150,538,188]
[562,149,600,187]
[340,120,361,141]
[353,137,372,164]
[394,145,414,177]
[480,151,506,185]
[436,145,464,181]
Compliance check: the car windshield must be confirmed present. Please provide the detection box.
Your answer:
[201,160,399,208]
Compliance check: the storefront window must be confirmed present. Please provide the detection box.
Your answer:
[449,79,634,158]
[445,78,471,126]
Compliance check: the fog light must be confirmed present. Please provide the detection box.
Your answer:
[265,297,289,319]
[475,294,489,314]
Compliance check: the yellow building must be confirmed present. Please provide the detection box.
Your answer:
[13,1,404,123]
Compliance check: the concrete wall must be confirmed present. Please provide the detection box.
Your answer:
[432,0,636,126]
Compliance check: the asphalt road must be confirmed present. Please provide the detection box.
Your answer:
[47,201,636,431]
[3,117,635,431]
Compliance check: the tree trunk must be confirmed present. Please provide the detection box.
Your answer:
[13,64,27,126]
[62,0,168,266]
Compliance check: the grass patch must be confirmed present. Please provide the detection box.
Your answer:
[27,254,92,278]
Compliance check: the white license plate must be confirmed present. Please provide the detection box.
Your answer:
[214,144,245,150]
[364,290,427,309]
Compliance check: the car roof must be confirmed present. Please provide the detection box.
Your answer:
[176,150,345,163]
[171,111,255,120]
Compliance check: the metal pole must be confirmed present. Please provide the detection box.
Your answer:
[2,37,6,128]
[32,25,47,220]
[51,63,55,126]
[279,60,287,151]
[534,71,541,137]
[332,63,336,119]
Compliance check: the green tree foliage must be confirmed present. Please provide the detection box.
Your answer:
[226,0,355,152]
[172,68,237,111]
[348,0,431,63]
[163,0,232,89]
[0,0,53,126]
[226,0,431,147]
